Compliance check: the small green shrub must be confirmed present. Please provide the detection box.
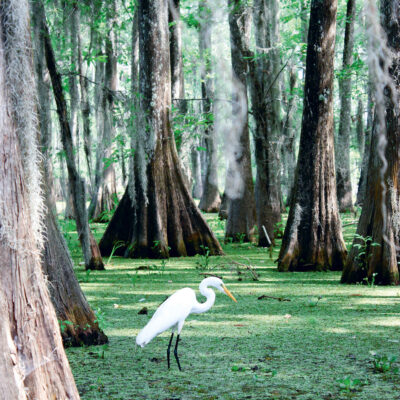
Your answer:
[195,245,211,270]
[274,220,285,239]
[94,308,107,331]
[337,376,365,393]
[106,240,125,266]
[236,233,246,244]
[371,352,398,373]
[59,319,73,333]
[231,365,246,372]
[80,269,92,283]
[353,234,380,275]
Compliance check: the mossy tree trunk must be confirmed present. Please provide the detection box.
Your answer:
[78,3,92,183]
[88,0,118,223]
[32,1,55,211]
[169,0,192,188]
[0,1,79,396]
[249,0,282,246]
[341,0,400,285]
[225,0,256,242]
[99,0,223,259]
[68,0,80,161]
[198,0,221,213]
[356,85,374,206]
[278,0,347,272]
[39,0,104,270]
[281,65,297,207]
[42,193,108,347]
[335,0,356,212]
[31,0,108,347]
[191,143,204,198]
[64,1,81,217]
[169,0,185,112]
[356,99,365,161]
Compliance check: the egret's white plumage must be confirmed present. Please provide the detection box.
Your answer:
[136,277,237,370]
[136,287,196,347]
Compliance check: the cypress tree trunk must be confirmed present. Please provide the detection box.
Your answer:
[31,0,107,347]
[99,0,223,259]
[169,0,185,112]
[191,142,204,199]
[341,0,400,285]
[225,0,256,242]
[300,0,309,46]
[169,0,192,188]
[278,0,347,272]
[62,0,80,219]
[42,192,108,347]
[198,0,221,212]
[66,0,80,168]
[64,180,76,220]
[356,99,364,159]
[249,0,281,246]
[89,0,118,223]
[39,0,104,270]
[32,1,55,211]
[129,6,139,184]
[336,0,356,212]
[282,65,297,206]
[355,85,374,206]
[0,1,79,396]
[78,6,92,182]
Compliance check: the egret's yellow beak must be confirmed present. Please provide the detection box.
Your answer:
[223,285,237,302]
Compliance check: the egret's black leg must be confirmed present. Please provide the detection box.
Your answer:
[174,334,182,371]
[167,332,174,369]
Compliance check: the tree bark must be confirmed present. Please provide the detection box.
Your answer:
[66,0,80,169]
[39,0,104,270]
[336,0,356,212]
[249,0,282,246]
[281,65,297,206]
[356,99,364,158]
[78,4,92,183]
[89,1,105,209]
[225,0,256,242]
[300,0,309,46]
[278,0,347,272]
[99,0,223,259]
[198,0,221,213]
[64,1,82,218]
[218,191,229,220]
[31,0,107,347]
[355,85,374,206]
[0,1,79,396]
[191,142,204,198]
[341,0,400,285]
[32,1,56,212]
[169,0,192,189]
[88,0,118,223]
[169,0,185,112]
[129,6,139,189]
[42,187,108,346]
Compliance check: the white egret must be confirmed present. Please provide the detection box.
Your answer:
[136,277,237,370]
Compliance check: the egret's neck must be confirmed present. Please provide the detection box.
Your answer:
[191,282,216,314]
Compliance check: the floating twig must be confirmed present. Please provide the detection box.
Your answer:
[258,295,291,302]
[227,257,259,281]
[342,221,358,227]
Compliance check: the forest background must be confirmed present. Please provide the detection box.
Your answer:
[1,0,400,399]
